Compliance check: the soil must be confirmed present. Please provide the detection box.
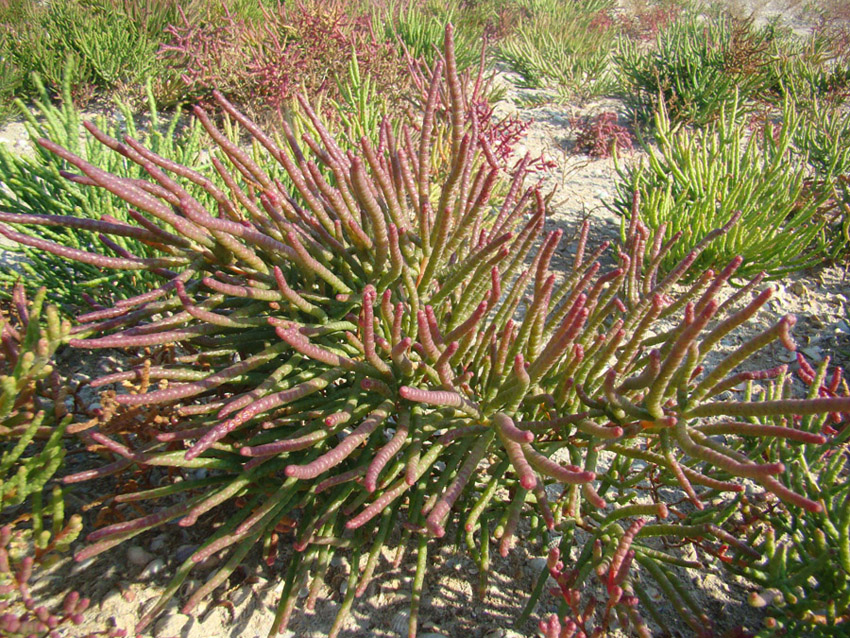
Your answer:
[2,2,849,638]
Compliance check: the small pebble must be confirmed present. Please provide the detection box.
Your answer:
[127,545,154,567]
[140,558,166,580]
[153,610,190,638]
[149,534,169,553]
[175,544,199,563]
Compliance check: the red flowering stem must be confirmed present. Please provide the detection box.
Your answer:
[399,386,480,417]
[87,432,145,463]
[86,498,199,544]
[315,465,367,494]
[494,413,537,490]
[273,266,326,320]
[201,276,279,301]
[349,156,389,271]
[285,230,351,294]
[704,364,788,398]
[0,224,177,270]
[695,256,743,314]
[62,458,132,484]
[448,167,499,253]
[644,229,682,295]
[495,413,534,444]
[530,303,589,384]
[91,366,203,387]
[240,429,328,458]
[186,368,342,460]
[416,311,442,362]
[688,395,850,418]
[417,60,444,248]
[535,230,563,293]
[173,281,260,329]
[274,327,368,375]
[361,136,405,232]
[523,445,595,484]
[69,324,214,349]
[436,426,488,445]
[490,155,530,240]
[617,349,661,392]
[286,400,393,479]
[575,417,624,439]
[532,481,556,529]
[444,301,489,344]
[499,485,527,557]
[608,519,646,590]
[583,482,607,509]
[699,288,774,358]
[38,138,213,246]
[360,286,391,376]
[365,411,410,493]
[426,430,494,537]
[191,485,296,565]
[305,161,370,250]
[691,314,796,403]
[696,421,826,444]
[646,300,718,418]
[0,211,163,244]
[674,418,784,479]
[435,341,459,387]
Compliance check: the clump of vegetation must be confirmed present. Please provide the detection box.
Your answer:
[0,68,211,312]
[1,26,848,638]
[160,0,407,121]
[0,0,189,108]
[609,95,832,280]
[0,283,104,637]
[616,12,776,127]
[496,0,619,101]
[571,111,634,158]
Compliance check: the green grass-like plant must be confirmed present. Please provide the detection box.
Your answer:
[496,0,619,101]
[609,95,831,280]
[0,0,182,105]
[0,68,210,311]
[726,356,850,636]
[616,12,775,127]
[0,282,103,637]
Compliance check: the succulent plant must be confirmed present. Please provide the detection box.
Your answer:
[1,24,848,638]
[0,283,97,637]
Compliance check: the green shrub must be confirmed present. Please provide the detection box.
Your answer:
[763,28,850,109]
[378,0,483,71]
[496,0,619,101]
[732,356,850,636]
[616,12,775,127]
[609,95,832,280]
[0,69,212,312]
[0,283,94,637]
[0,0,182,105]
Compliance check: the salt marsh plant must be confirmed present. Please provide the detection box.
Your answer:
[609,95,832,280]
[0,284,95,637]
[616,13,774,127]
[0,69,209,311]
[496,0,619,101]
[1,25,848,638]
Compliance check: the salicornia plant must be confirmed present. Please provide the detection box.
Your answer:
[0,283,96,637]
[615,12,775,127]
[1,24,847,638]
[609,94,832,280]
